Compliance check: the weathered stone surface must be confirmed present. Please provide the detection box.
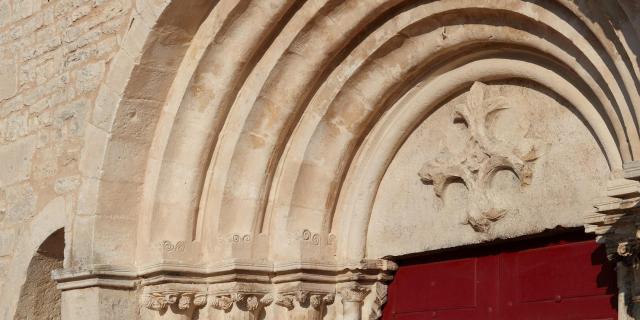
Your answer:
[0,135,36,187]
[367,81,610,257]
[0,52,17,101]
[1,1,640,320]
[0,227,16,257]
[4,182,36,224]
[54,175,81,194]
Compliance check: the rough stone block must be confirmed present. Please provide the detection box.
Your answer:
[0,227,16,256]
[0,135,37,187]
[4,182,35,223]
[0,54,17,101]
[0,1,11,29]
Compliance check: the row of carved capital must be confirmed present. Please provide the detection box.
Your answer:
[140,284,391,319]
[142,290,338,313]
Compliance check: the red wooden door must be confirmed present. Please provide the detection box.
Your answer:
[382,234,617,320]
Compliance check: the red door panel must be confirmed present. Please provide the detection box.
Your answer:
[382,234,617,320]
[395,259,478,312]
[500,241,617,320]
[390,256,499,320]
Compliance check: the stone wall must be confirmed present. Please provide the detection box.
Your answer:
[0,0,133,317]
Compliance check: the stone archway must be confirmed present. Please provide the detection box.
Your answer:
[51,1,640,319]
[14,229,64,320]
[0,196,67,320]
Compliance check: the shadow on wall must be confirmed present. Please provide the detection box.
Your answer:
[13,228,64,320]
[590,244,618,313]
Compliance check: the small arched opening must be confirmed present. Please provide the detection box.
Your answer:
[13,228,64,320]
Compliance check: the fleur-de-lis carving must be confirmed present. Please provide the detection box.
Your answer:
[419,82,539,232]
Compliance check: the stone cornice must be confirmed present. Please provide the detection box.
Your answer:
[52,265,138,290]
[54,259,395,319]
[52,259,397,291]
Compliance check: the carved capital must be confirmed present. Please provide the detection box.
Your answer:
[258,294,274,307]
[618,240,640,258]
[210,295,235,311]
[274,290,335,310]
[241,293,273,311]
[310,293,335,309]
[210,292,272,313]
[295,290,309,304]
[274,294,295,310]
[340,285,371,303]
[368,282,388,320]
[585,173,640,263]
[141,290,206,312]
[310,292,335,310]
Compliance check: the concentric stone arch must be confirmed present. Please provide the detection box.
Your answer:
[51,1,640,319]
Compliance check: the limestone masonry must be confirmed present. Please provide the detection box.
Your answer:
[1,0,640,319]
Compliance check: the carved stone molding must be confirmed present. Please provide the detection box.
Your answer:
[159,241,186,253]
[302,229,321,246]
[585,161,640,318]
[274,290,335,310]
[419,81,540,232]
[618,240,640,261]
[585,164,640,262]
[311,293,335,309]
[57,259,396,319]
[210,293,273,312]
[339,283,372,320]
[274,294,295,310]
[210,294,235,312]
[141,290,207,313]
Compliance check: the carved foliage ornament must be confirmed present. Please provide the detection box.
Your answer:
[159,240,185,252]
[141,291,207,312]
[210,293,274,312]
[369,282,388,320]
[419,82,539,232]
[274,291,335,310]
[340,284,371,303]
[143,290,336,314]
[616,239,640,264]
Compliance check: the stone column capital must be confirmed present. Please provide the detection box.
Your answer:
[340,284,371,303]
[585,162,640,320]
[141,288,207,313]
[585,170,640,262]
